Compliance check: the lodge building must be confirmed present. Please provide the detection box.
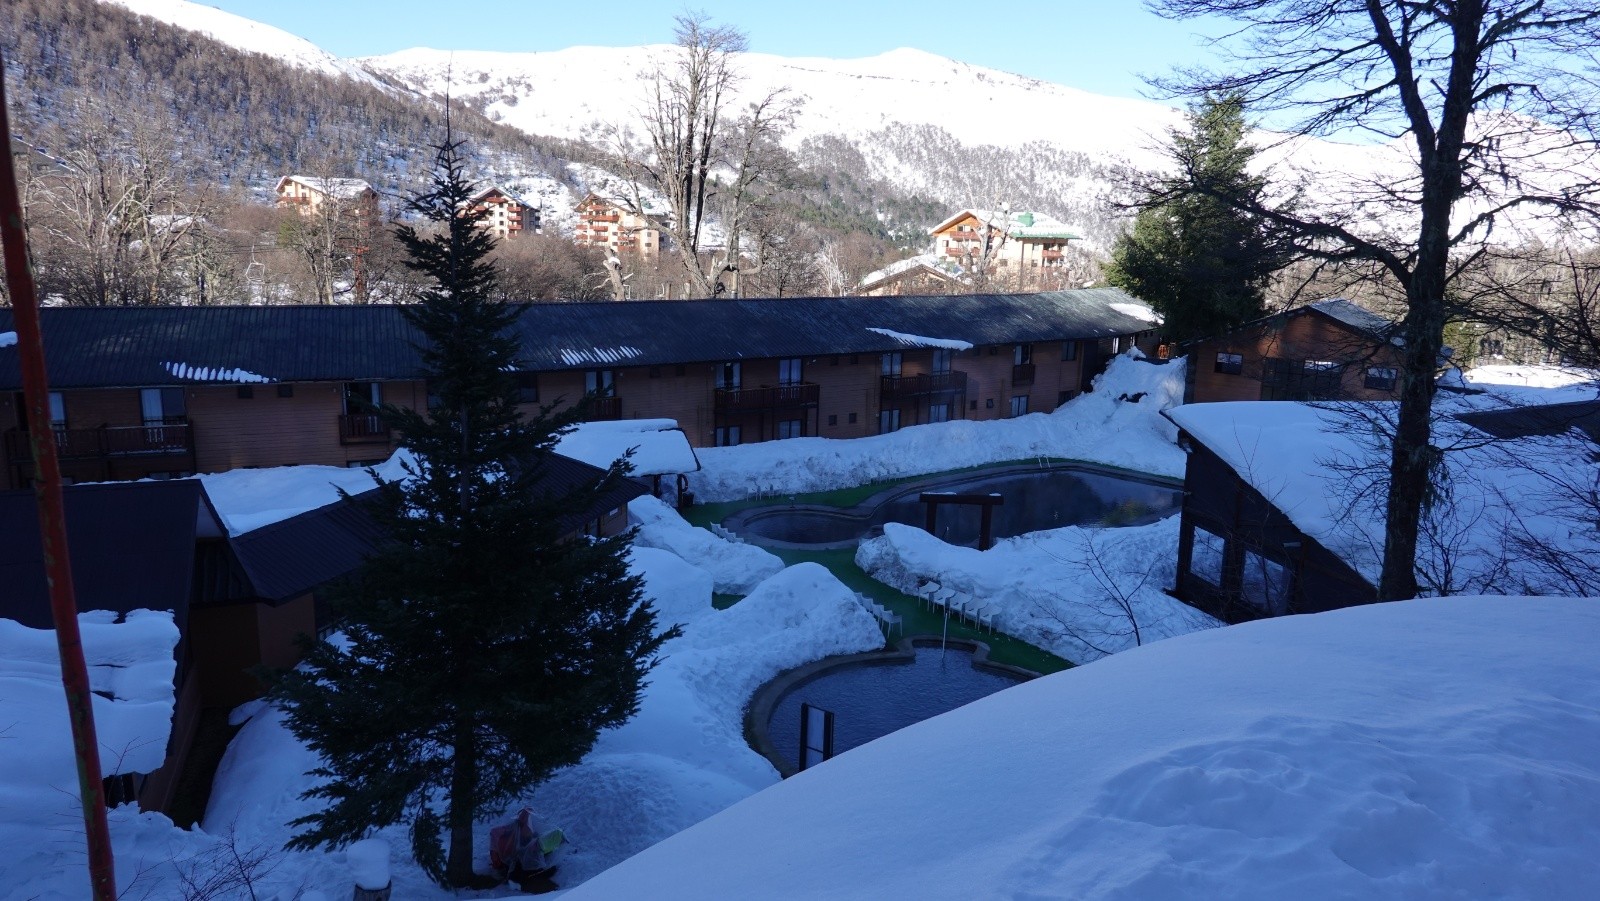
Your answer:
[0,290,1159,491]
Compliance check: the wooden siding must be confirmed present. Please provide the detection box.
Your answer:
[1188,311,1404,404]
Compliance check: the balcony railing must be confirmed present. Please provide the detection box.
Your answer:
[1012,363,1037,387]
[586,395,623,421]
[714,382,820,413]
[880,370,968,399]
[338,413,392,445]
[4,423,194,461]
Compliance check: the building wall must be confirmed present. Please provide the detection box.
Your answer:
[1188,312,1404,404]
[136,664,202,814]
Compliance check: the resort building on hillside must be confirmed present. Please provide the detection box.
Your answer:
[1183,298,1406,404]
[929,209,1083,290]
[463,184,540,239]
[574,192,664,261]
[0,290,1159,490]
[274,175,379,219]
[855,254,970,297]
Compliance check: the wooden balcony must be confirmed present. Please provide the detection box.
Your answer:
[338,413,392,445]
[714,382,820,413]
[586,213,620,223]
[5,423,195,460]
[1012,363,1037,387]
[585,395,623,421]
[880,370,968,400]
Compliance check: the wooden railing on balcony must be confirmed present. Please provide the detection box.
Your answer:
[4,423,193,461]
[587,213,621,223]
[586,395,623,421]
[880,370,969,399]
[1012,363,1037,387]
[714,382,820,413]
[338,413,392,445]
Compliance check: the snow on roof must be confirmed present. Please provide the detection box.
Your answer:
[864,327,974,351]
[0,610,179,854]
[464,183,537,209]
[1110,301,1161,324]
[929,208,1083,240]
[162,361,274,384]
[856,254,968,291]
[558,346,644,367]
[554,419,701,478]
[276,175,375,199]
[1165,400,1600,593]
[1310,297,1394,337]
[563,595,1600,900]
[195,449,414,536]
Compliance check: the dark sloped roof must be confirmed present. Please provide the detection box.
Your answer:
[1456,399,1600,444]
[1181,297,1396,347]
[0,480,204,629]
[224,454,647,602]
[0,289,1156,389]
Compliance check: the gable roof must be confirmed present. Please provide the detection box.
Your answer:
[465,184,537,210]
[856,254,970,293]
[929,209,1082,241]
[1182,297,1398,348]
[0,290,1158,389]
[0,480,218,629]
[275,175,375,199]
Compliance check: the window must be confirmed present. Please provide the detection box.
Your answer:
[715,425,741,447]
[1263,357,1344,401]
[878,408,901,434]
[880,352,902,377]
[1013,344,1033,365]
[848,412,858,424]
[716,361,741,389]
[277,384,294,398]
[827,414,838,426]
[1009,395,1029,417]
[341,382,380,415]
[970,400,978,411]
[586,369,616,396]
[1365,367,1398,391]
[985,398,995,409]
[141,387,187,425]
[1214,352,1244,374]
[48,392,66,428]
[777,419,804,439]
[1190,527,1226,586]
[1058,389,1079,406]
[1061,342,1079,362]
[779,358,804,386]
[1241,550,1292,615]
[1111,337,1122,353]
[932,348,953,374]
[513,372,539,404]
[928,402,951,423]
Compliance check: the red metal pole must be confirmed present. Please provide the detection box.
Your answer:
[0,52,119,900]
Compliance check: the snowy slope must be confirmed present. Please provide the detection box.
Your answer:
[567,595,1600,900]
[103,0,383,85]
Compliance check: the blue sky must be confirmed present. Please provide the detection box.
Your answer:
[200,1,1220,101]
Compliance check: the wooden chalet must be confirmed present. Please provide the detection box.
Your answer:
[1183,298,1406,404]
[0,290,1159,489]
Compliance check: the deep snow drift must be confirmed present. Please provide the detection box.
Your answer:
[687,353,1188,502]
[567,596,1600,900]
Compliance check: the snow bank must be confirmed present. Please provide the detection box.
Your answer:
[567,596,1600,900]
[555,419,700,477]
[199,552,881,896]
[0,330,16,348]
[688,354,1186,502]
[630,496,784,594]
[195,449,414,535]
[858,519,1220,663]
[1,610,183,899]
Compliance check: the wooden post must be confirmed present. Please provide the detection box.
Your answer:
[980,503,995,551]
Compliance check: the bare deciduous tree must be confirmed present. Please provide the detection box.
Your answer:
[1148,0,1600,599]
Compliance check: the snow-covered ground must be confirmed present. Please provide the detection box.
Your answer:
[629,496,784,594]
[565,595,1600,900]
[858,519,1220,663]
[687,353,1188,501]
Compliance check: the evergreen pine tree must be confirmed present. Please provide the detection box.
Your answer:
[269,133,676,888]
[1106,95,1290,342]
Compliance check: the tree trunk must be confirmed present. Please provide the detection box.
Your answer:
[1377,276,1447,601]
[445,719,478,887]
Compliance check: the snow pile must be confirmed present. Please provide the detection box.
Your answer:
[556,419,700,478]
[162,361,274,383]
[1456,363,1600,407]
[1,610,181,896]
[858,520,1220,663]
[0,330,16,348]
[864,327,974,350]
[629,496,784,594]
[195,449,414,535]
[1167,401,1600,594]
[567,596,1600,900]
[557,346,643,366]
[688,354,1187,502]
[198,553,881,896]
